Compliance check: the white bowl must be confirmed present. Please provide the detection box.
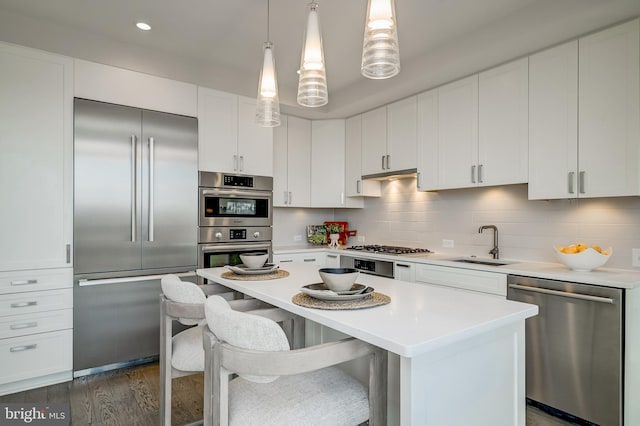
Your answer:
[318,268,360,292]
[239,253,269,268]
[554,247,612,272]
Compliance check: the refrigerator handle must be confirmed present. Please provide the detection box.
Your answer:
[131,135,137,242]
[148,137,155,242]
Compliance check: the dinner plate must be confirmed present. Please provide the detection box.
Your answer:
[226,264,279,275]
[300,283,373,301]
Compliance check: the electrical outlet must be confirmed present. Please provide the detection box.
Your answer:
[633,248,640,267]
[357,235,366,244]
[442,239,454,248]
[293,235,302,242]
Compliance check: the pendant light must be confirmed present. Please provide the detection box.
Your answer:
[256,0,280,127]
[297,1,328,107]
[361,0,400,79]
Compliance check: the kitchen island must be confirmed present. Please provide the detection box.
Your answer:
[198,264,538,426]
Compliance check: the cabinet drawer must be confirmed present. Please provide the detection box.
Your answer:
[415,264,507,296]
[0,268,72,295]
[0,309,72,339]
[0,289,72,317]
[0,329,72,385]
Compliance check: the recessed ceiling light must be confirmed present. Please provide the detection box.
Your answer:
[136,22,151,31]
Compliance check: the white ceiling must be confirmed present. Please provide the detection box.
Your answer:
[0,0,638,119]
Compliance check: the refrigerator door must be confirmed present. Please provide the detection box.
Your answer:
[140,110,198,269]
[74,99,143,274]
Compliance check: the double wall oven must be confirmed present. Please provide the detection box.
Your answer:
[198,172,273,280]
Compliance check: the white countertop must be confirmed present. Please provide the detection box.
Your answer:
[273,245,640,289]
[197,263,538,358]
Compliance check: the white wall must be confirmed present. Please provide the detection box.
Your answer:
[272,208,335,247]
[335,178,640,270]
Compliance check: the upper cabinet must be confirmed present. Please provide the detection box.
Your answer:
[311,120,347,207]
[478,57,529,186]
[0,43,73,271]
[529,19,639,199]
[417,59,528,191]
[198,90,273,176]
[361,99,417,176]
[273,115,311,207]
[74,59,197,117]
[345,115,380,201]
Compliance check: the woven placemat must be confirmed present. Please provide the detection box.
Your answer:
[292,292,390,310]
[220,269,290,281]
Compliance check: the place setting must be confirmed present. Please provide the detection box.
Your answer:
[221,253,289,280]
[292,268,391,310]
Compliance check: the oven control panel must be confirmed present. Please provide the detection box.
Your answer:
[230,229,247,239]
[223,174,253,187]
[199,226,272,243]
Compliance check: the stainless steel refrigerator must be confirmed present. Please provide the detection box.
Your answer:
[73,98,198,376]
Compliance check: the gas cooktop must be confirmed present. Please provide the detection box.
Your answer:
[346,245,432,255]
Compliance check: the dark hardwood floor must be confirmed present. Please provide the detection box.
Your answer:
[1,362,576,425]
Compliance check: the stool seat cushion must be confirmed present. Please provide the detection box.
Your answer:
[171,324,205,372]
[228,366,368,426]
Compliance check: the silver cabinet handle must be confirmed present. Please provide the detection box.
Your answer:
[356,180,361,194]
[10,322,38,330]
[66,244,71,264]
[327,254,338,258]
[239,156,244,171]
[148,137,155,242]
[341,192,345,205]
[417,172,421,189]
[10,301,37,308]
[283,191,289,205]
[471,165,476,183]
[568,171,575,194]
[288,192,292,205]
[10,344,37,353]
[303,258,316,262]
[579,171,586,194]
[381,155,386,170]
[508,283,615,304]
[10,279,38,286]
[78,271,195,287]
[478,164,484,183]
[279,259,293,263]
[131,135,137,243]
[233,155,238,171]
[386,155,391,170]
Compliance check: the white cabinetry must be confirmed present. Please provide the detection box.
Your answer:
[416,89,438,190]
[529,19,640,199]
[311,120,346,207]
[478,58,528,186]
[198,89,273,176]
[361,99,417,176]
[273,252,328,266]
[394,261,415,282]
[414,263,506,297]
[273,115,311,207]
[0,43,74,395]
[345,115,380,201]
[578,19,639,198]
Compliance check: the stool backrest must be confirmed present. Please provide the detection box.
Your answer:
[161,274,206,325]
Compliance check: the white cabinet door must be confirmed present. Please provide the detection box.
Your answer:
[528,41,579,200]
[437,75,479,189]
[238,97,273,176]
[345,115,378,204]
[387,96,417,172]
[578,19,640,198]
[361,106,388,176]
[0,44,73,271]
[273,115,289,207]
[197,87,238,173]
[286,116,311,207]
[417,89,439,191]
[478,58,528,186]
[311,120,346,207]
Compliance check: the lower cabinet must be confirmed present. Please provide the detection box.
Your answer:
[414,263,506,297]
[273,251,328,267]
[0,268,73,395]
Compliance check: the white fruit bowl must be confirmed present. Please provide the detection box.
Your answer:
[554,247,612,272]
[318,268,359,292]
[239,253,269,268]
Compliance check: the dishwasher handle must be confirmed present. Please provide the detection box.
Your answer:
[508,283,616,304]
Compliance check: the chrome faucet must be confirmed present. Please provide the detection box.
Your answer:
[479,225,499,259]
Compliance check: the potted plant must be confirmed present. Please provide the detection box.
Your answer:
[326,223,342,248]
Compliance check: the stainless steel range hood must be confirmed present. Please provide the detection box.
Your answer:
[362,168,417,181]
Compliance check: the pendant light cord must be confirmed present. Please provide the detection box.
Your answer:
[266,0,270,42]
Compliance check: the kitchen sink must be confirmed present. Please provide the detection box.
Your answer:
[447,258,512,267]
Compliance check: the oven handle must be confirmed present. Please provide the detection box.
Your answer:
[200,189,272,199]
[200,243,271,253]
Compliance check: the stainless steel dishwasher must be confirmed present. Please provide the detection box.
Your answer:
[507,275,623,426]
